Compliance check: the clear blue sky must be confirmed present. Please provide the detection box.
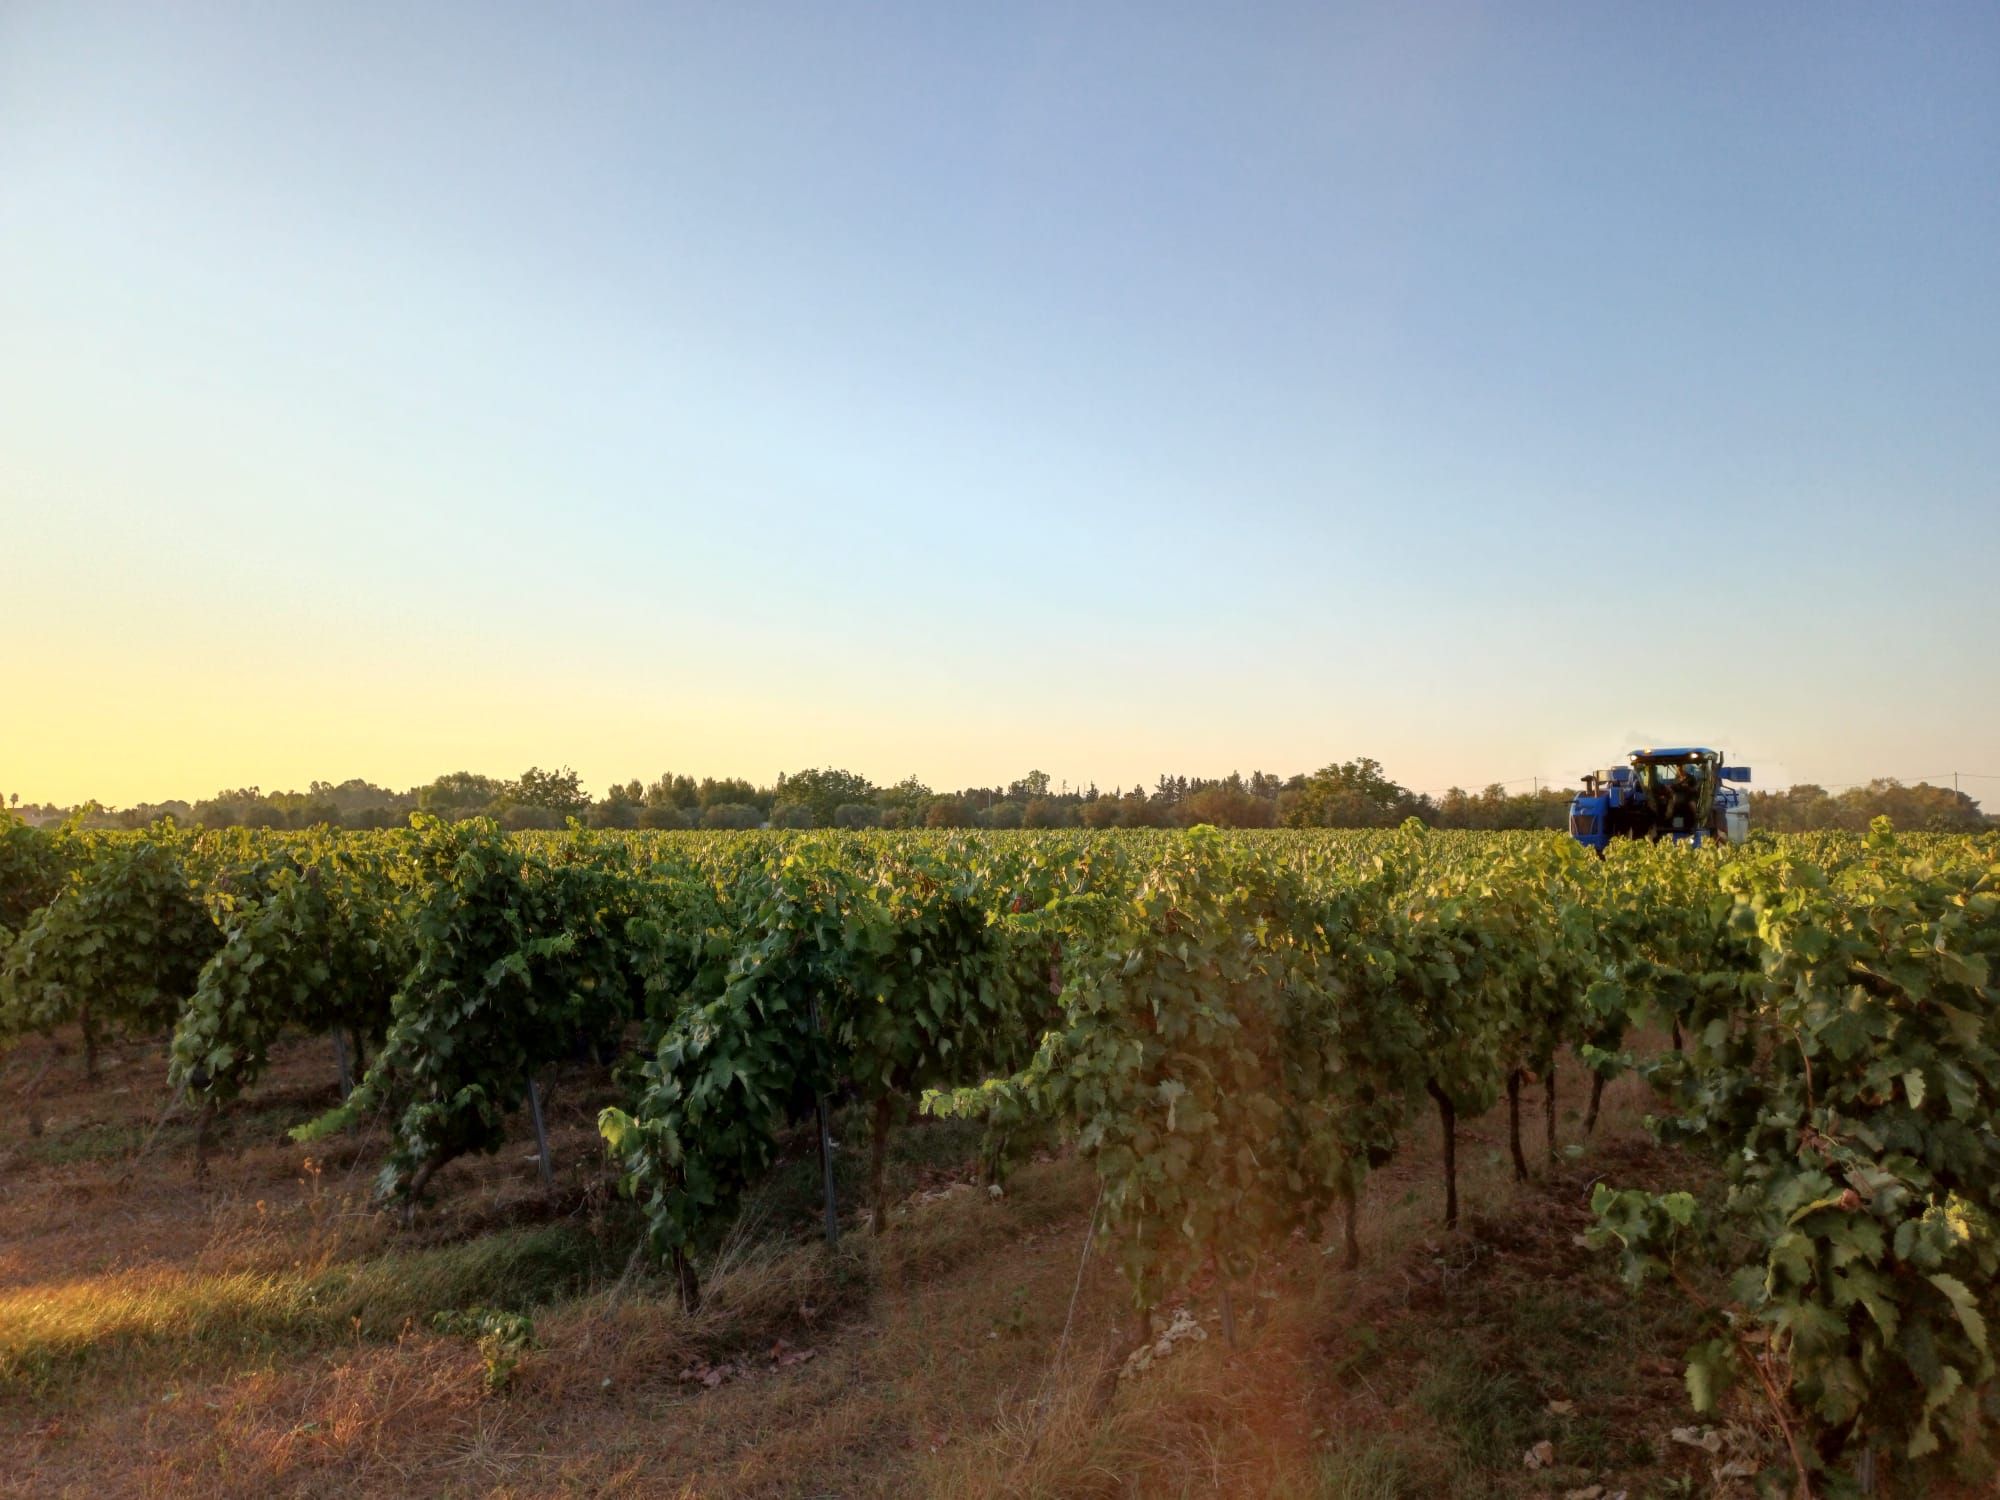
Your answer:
[3,3,1995,805]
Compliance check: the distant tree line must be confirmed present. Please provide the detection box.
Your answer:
[1747,779,1990,834]
[5,760,1987,834]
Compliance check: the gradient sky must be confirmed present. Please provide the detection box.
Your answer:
[3,3,1996,808]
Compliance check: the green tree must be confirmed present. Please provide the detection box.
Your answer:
[591,780,644,829]
[1008,770,1052,801]
[1022,796,1074,829]
[772,768,875,827]
[645,773,700,811]
[503,766,590,817]
[698,777,767,813]
[1282,758,1415,828]
[417,771,506,820]
[875,776,933,818]
[982,800,1025,829]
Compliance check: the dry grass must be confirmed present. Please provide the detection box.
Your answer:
[0,1027,1716,1498]
[916,1063,1691,1500]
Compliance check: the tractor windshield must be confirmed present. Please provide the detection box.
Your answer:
[1636,758,1711,827]
[1638,757,1707,784]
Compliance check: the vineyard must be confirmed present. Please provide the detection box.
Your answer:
[2,813,1997,1497]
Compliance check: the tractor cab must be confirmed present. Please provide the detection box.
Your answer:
[1634,751,1713,834]
[1569,747,1752,852]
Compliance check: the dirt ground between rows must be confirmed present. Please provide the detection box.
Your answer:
[1,1029,1744,1498]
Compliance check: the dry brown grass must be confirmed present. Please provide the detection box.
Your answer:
[1,1027,1712,1499]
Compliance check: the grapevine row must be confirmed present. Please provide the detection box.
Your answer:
[0,811,1994,1486]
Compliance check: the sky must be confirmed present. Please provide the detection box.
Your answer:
[3,3,1996,808]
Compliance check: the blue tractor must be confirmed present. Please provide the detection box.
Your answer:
[1568,747,1752,853]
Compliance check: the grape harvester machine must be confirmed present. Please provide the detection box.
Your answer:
[1568,747,1751,852]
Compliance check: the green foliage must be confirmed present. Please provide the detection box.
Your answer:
[170,830,411,1103]
[296,817,651,1203]
[1282,757,1423,828]
[1756,779,1991,835]
[771,767,877,828]
[0,812,69,940]
[431,1307,537,1392]
[1586,1183,1703,1289]
[1592,825,2000,1483]
[500,766,590,817]
[12,808,2000,1483]
[602,835,1064,1263]
[0,825,218,1061]
[964,832,1318,1302]
[414,770,508,818]
[933,831,1417,1305]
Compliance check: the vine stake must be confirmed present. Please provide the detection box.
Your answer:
[527,1077,554,1190]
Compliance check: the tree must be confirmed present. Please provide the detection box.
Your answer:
[876,776,933,817]
[308,778,412,816]
[190,798,238,829]
[503,766,589,817]
[645,774,700,811]
[417,772,506,820]
[982,800,1025,829]
[1283,758,1417,828]
[1179,786,1276,828]
[1079,797,1122,829]
[591,780,644,830]
[701,803,763,830]
[1836,780,1982,832]
[1008,771,1052,801]
[924,797,972,829]
[1114,789,1162,828]
[1023,796,1073,829]
[772,768,876,827]
[297,799,342,828]
[698,777,767,813]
